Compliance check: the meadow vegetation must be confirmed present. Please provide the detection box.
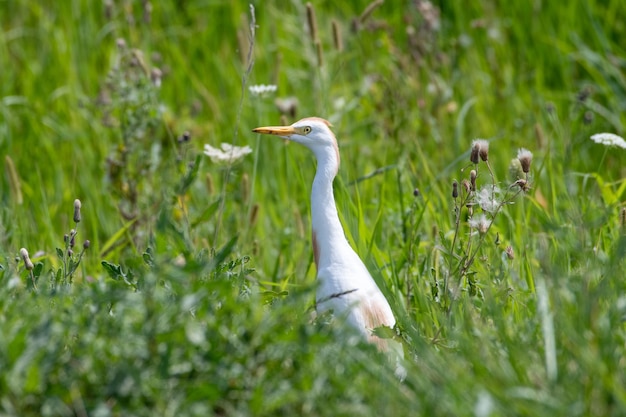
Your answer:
[1,1,626,415]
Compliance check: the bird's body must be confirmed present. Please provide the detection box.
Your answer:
[253,117,397,350]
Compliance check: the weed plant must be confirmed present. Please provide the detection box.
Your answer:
[1,1,626,416]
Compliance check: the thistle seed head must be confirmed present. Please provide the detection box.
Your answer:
[471,139,489,163]
[517,148,533,173]
[470,142,480,164]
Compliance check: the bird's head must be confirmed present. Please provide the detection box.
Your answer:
[253,117,340,169]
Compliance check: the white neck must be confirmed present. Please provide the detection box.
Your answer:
[310,147,351,269]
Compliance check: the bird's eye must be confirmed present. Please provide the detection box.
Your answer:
[302,126,312,134]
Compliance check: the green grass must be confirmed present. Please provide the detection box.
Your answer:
[2,0,626,415]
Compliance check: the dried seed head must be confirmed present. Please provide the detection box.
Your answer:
[151,67,162,88]
[178,131,191,143]
[143,1,152,23]
[470,142,480,164]
[275,97,299,118]
[470,169,477,191]
[20,248,34,270]
[315,40,324,67]
[331,19,343,51]
[577,86,591,103]
[513,179,530,192]
[359,0,384,25]
[73,199,82,223]
[471,139,489,163]
[306,3,318,43]
[517,148,533,173]
[505,245,515,260]
[69,229,76,248]
[249,203,259,227]
[479,141,489,161]
[452,180,458,199]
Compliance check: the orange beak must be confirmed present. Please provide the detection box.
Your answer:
[252,125,296,136]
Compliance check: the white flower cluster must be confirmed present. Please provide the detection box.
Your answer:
[204,143,252,164]
[248,84,277,96]
[590,133,626,149]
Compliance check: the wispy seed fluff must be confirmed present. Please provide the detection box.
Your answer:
[469,213,491,235]
[471,139,489,164]
[517,148,533,173]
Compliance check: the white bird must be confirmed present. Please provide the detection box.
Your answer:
[253,117,400,353]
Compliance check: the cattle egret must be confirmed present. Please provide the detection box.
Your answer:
[253,117,402,359]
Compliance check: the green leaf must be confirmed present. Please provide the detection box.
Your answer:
[56,247,64,260]
[101,261,123,281]
[212,235,238,267]
[371,325,397,340]
[32,262,44,279]
[191,198,221,228]
[143,247,155,267]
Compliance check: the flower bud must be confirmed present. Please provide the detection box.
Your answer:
[20,248,34,271]
[452,180,458,199]
[470,170,477,191]
[73,199,82,223]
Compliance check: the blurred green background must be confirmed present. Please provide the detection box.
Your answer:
[1,1,626,415]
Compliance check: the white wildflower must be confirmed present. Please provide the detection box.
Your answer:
[204,143,252,164]
[476,186,502,214]
[468,213,491,235]
[248,84,277,96]
[590,133,626,149]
